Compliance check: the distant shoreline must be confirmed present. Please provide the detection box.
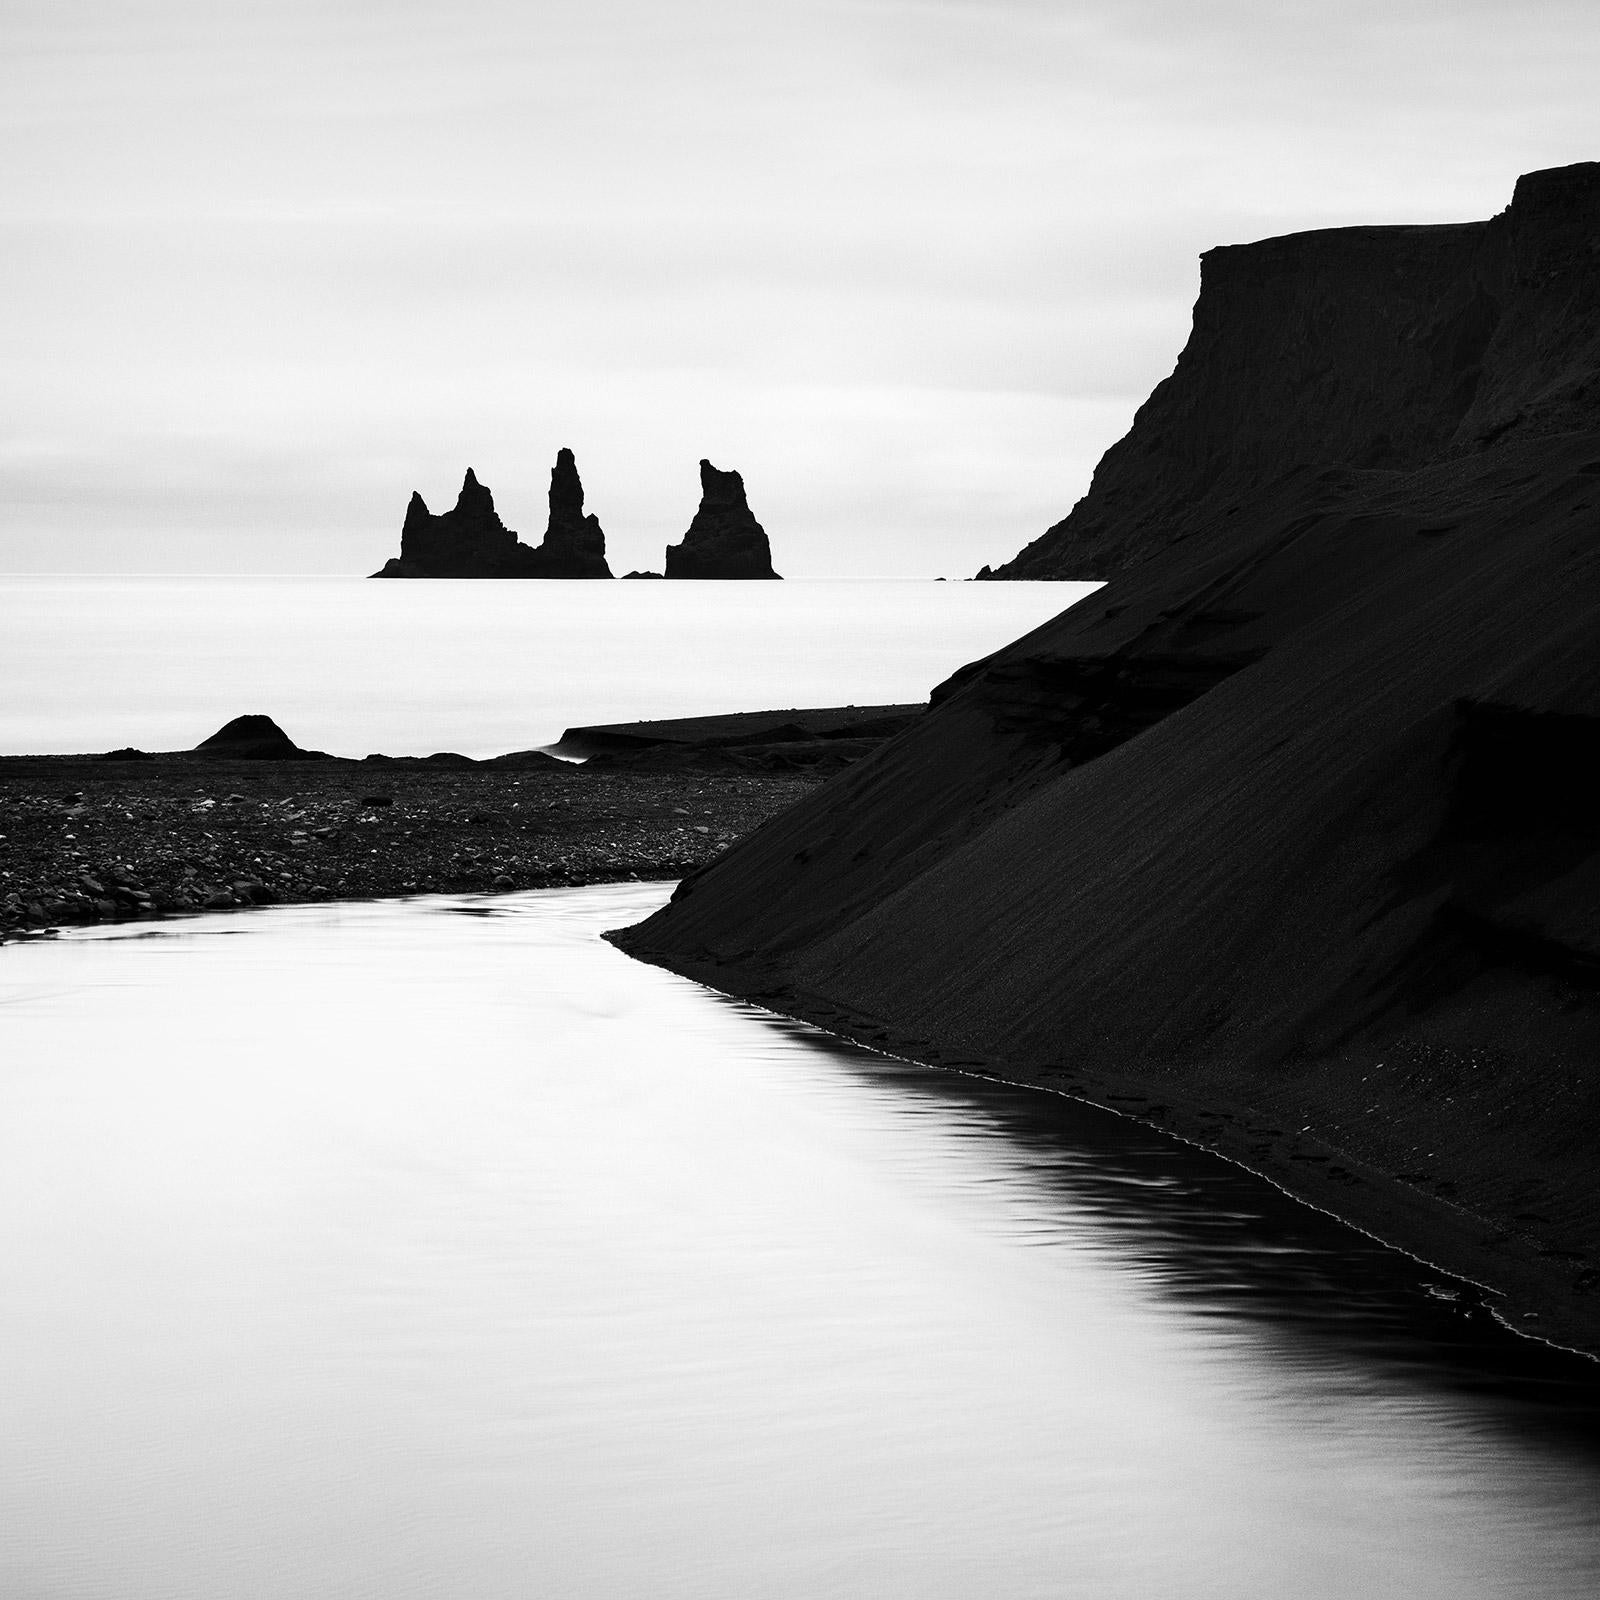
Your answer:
[0,750,823,940]
[0,703,919,937]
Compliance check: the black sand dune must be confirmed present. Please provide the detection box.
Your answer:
[616,164,1600,1352]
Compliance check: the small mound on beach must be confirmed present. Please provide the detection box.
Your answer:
[196,715,317,760]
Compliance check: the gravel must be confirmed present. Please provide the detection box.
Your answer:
[0,755,823,939]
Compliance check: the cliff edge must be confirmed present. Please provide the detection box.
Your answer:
[985,161,1600,579]
[618,164,1600,1352]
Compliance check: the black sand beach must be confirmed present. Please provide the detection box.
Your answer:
[0,705,923,935]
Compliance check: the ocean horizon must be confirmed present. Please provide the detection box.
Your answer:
[1,574,1092,759]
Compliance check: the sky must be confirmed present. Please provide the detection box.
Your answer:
[3,0,1597,578]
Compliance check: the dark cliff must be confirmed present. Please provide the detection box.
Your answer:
[664,460,781,579]
[985,161,1600,579]
[618,164,1600,1350]
[371,450,612,578]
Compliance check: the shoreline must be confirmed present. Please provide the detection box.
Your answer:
[611,939,1600,1363]
[0,751,824,939]
[7,739,1596,1361]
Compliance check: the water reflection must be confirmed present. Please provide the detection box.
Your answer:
[0,884,1595,1600]
[743,1009,1600,1436]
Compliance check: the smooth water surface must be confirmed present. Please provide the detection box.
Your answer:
[0,885,1597,1599]
[0,576,1088,757]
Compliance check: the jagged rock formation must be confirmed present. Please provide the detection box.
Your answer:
[984,161,1600,579]
[530,447,612,577]
[617,164,1600,1350]
[664,460,781,579]
[371,450,611,578]
[371,469,529,579]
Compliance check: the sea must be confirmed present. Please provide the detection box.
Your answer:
[2,576,1599,1597]
[0,575,1093,757]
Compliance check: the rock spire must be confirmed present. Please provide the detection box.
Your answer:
[663,460,781,579]
[371,450,612,578]
[528,447,611,578]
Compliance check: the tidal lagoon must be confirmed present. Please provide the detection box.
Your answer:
[0,886,1596,1599]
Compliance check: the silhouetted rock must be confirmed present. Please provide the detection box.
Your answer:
[554,705,921,760]
[622,570,664,579]
[195,715,320,760]
[984,160,1600,579]
[371,452,612,578]
[483,749,567,770]
[618,164,1600,1352]
[664,460,780,579]
[372,469,534,579]
[526,448,612,578]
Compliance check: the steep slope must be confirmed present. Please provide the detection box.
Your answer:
[617,165,1600,1350]
[984,162,1600,579]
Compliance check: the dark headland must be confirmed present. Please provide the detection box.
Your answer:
[616,163,1600,1354]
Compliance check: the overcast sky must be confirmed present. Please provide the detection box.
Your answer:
[3,0,1596,576]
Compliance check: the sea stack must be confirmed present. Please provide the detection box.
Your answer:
[617,164,1600,1352]
[370,450,612,578]
[526,447,612,578]
[371,469,531,578]
[663,460,780,579]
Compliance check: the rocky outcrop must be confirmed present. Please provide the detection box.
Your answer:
[617,164,1600,1351]
[371,450,611,578]
[526,448,612,577]
[372,469,531,579]
[553,705,922,770]
[664,460,780,579]
[983,161,1600,579]
[196,714,325,760]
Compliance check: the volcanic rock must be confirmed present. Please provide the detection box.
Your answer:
[372,469,535,579]
[617,163,1600,1349]
[984,160,1600,579]
[525,447,612,578]
[371,452,612,579]
[664,460,780,579]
